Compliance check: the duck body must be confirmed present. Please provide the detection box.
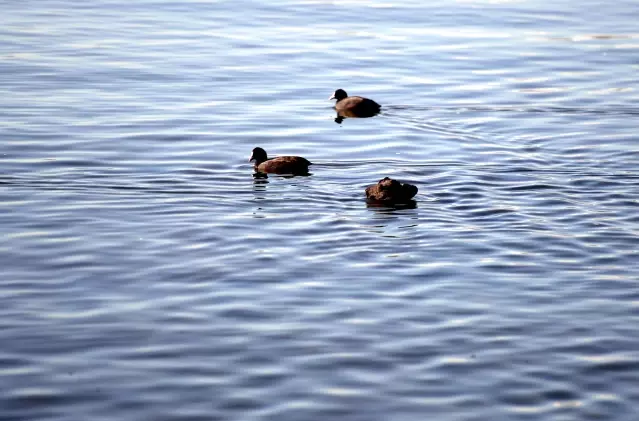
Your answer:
[365,177,418,204]
[330,89,381,118]
[250,147,312,175]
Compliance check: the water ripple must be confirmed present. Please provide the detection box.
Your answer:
[2,0,639,420]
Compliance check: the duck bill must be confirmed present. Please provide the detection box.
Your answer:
[248,153,254,162]
[329,94,336,100]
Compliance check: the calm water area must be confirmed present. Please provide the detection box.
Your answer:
[2,0,639,419]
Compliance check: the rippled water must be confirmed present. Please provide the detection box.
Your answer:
[2,0,639,419]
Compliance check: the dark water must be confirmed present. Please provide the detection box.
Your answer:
[2,1,639,420]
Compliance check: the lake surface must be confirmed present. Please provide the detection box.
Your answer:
[2,0,639,420]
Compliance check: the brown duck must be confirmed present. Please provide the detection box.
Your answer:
[249,147,312,175]
[365,177,418,204]
[330,89,381,118]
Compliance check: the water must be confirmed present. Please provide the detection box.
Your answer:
[2,0,639,419]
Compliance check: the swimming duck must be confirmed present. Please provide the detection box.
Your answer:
[365,177,418,204]
[329,89,381,118]
[249,147,312,175]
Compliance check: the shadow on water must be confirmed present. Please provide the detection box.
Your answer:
[334,110,381,124]
[252,172,312,180]
[363,200,420,237]
[251,171,315,203]
[252,173,269,197]
[252,172,270,182]
[366,200,418,212]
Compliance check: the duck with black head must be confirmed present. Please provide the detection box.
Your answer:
[249,147,312,175]
[329,89,381,120]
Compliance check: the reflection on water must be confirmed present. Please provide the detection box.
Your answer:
[252,172,270,182]
[334,109,382,124]
[366,200,418,210]
[333,106,383,124]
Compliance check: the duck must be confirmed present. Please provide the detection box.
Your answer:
[249,147,312,175]
[329,89,381,118]
[365,177,418,204]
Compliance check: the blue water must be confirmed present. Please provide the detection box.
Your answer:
[2,1,639,420]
